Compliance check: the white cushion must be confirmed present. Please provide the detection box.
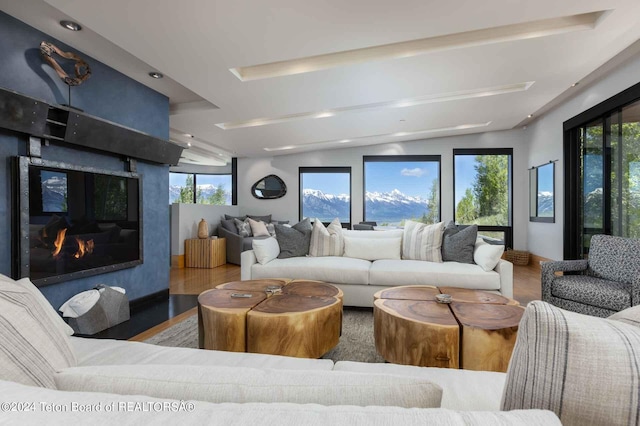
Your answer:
[69,336,334,371]
[0,274,74,336]
[55,365,442,408]
[251,256,371,285]
[0,280,76,388]
[370,260,501,290]
[0,379,562,425]
[502,301,640,426]
[342,229,404,239]
[473,239,505,272]
[402,221,445,262]
[59,289,101,318]
[334,361,506,411]
[251,237,280,265]
[248,218,270,237]
[309,218,344,257]
[344,236,401,261]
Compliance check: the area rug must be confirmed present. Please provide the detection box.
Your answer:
[144,308,385,363]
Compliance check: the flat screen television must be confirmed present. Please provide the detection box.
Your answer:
[13,156,143,286]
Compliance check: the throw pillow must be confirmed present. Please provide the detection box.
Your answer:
[344,236,401,261]
[608,305,640,327]
[402,220,445,262]
[220,219,238,234]
[309,218,344,257]
[248,218,270,237]
[224,214,247,221]
[473,239,504,271]
[54,365,443,408]
[0,279,77,388]
[265,222,276,236]
[501,301,640,426]
[234,218,253,237]
[441,221,477,264]
[248,214,272,224]
[275,218,312,259]
[251,237,280,265]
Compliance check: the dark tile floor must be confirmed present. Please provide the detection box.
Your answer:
[76,294,198,340]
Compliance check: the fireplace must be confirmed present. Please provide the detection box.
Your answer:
[14,156,143,286]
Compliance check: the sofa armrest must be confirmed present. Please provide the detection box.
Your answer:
[241,250,257,280]
[219,227,243,265]
[494,259,513,299]
[540,259,589,301]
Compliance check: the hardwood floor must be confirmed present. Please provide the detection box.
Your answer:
[130,261,543,341]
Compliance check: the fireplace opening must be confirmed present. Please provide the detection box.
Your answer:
[14,156,143,286]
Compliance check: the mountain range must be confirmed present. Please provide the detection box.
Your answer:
[169,184,232,204]
[303,188,430,224]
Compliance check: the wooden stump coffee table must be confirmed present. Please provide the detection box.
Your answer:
[198,279,343,358]
[373,285,524,372]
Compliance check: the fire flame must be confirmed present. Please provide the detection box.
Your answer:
[74,238,95,259]
[52,228,67,258]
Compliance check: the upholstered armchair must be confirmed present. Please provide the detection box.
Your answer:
[541,234,640,317]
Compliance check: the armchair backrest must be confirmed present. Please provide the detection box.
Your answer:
[588,234,640,284]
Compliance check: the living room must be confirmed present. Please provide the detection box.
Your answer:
[1,1,640,424]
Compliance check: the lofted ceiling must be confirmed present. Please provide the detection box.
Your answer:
[2,1,640,166]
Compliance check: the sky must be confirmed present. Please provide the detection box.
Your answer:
[364,161,438,198]
[301,173,350,195]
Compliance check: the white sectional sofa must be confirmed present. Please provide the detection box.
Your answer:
[242,229,513,306]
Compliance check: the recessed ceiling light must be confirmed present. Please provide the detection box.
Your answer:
[148,71,163,79]
[571,82,579,87]
[187,142,192,147]
[264,122,491,152]
[184,133,194,138]
[527,114,533,118]
[217,81,534,130]
[230,12,604,81]
[60,20,82,31]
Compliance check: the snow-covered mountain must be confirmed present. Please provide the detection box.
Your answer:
[42,176,67,212]
[169,184,231,204]
[536,191,554,217]
[303,188,430,224]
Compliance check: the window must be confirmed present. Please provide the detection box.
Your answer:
[299,167,351,228]
[40,170,67,213]
[453,149,513,247]
[363,156,440,226]
[169,172,232,205]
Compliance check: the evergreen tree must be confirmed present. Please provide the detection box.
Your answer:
[423,178,439,223]
[456,188,477,224]
[472,155,509,225]
[207,184,227,205]
[178,174,195,203]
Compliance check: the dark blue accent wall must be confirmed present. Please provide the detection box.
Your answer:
[0,12,170,308]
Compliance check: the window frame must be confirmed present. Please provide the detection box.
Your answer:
[299,166,352,229]
[169,171,233,205]
[452,148,513,248]
[362,155,441,225]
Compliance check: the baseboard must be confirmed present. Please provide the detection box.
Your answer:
[171,255,185,268]
[129,289,170,313]
[530,253,552,268]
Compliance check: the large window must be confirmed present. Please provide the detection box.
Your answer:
[564,84,640,258]
[363,156,440,226]
[454,149,513,247]
[169,172,232,205]
[299,167,351,228]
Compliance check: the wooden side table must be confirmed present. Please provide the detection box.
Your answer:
[185,238,226,268]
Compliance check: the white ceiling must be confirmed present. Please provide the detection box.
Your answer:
[2,0,640,166]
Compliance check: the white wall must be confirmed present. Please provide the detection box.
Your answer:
[238,129,530,249]
[170,203,240,255]
[526,53,640,260]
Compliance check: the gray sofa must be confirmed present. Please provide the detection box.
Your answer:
[218,214,287,265]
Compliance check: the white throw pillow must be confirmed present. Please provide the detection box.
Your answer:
[473,239,504,271]
[309,218,344,257]
[0,274,74,336]
[55,365,443,408]
[402,220,445,262]
[0,279,77,388]
[252,237,280,265]
[344,237,401,261]
[248,218,270,237]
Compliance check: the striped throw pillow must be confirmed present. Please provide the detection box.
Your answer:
[402,220,444,262]
[309,218,344,257]
[501,301,640,426]
[0,280,76,388]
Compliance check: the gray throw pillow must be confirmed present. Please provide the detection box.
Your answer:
[234,218,253,237]
[441,221,477,264]
[220,219,238,234]
[275,218,312,258]
[225,214,247,221]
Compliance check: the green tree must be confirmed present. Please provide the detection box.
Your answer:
[472,155,509,226]
[207,184,227,205]
[423,178,439,223]
[456,188,477,224]
[178,174,195,203]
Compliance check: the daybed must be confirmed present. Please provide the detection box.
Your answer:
[2,273,639,425]
[242,229,513,307]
